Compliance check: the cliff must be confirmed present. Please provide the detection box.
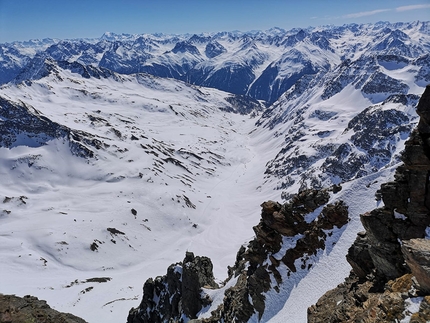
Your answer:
[127,188,349,323]
[308,85,430,322]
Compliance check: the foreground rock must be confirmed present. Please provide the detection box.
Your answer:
[128,187,349,323]
[0,294,87,323]
[127,252,218,323]
[308,85,430,322]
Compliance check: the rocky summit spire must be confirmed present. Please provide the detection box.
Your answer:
[309,85,430,322]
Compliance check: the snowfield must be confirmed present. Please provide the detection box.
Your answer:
[0,65,281,322]
[0,21,428,323]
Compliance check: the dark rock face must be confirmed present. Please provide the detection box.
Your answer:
[248,50,322,104]
[171,41,201,55]
[308,85,430,323]
[351,87,430,281]
[402,239,430,294]
[0,96,101,158]
[202,188,348,323]
[128,188,349,323]
[204,41,226,58]
[0,294,88,323]
[127,252,217,323]
[309,274,418,323]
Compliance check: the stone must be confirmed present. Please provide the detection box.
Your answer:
[410,296,430,323]
[129,188,349,323]
[346,231,374,279]
[415,85,430,133]
[127,252,217,323]
[309,85,430,323]
[308,273,413,323]
[0,294,87,323]
[401,239,430,294]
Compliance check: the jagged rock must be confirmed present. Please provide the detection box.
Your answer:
[346,231,374,279]
[346,86,430,283]
[361,208,407,279]
[0,294,87,323]
[182,252,217,318]
[308,273,418,323]
[127,252,217,323]
[309,84,430,323]
[204,189,348,322]
[129,188,349,323]
[416,85,430,133]
[402,239,430,294]
[0,96,101,158]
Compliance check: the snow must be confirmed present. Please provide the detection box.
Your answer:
[400,297,424,323]
[394,209,408,220]
[0,21,428,323]
[267,168,396,322]
[0,66,281,323]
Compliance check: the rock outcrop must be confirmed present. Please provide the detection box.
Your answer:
[0,96,102,158]
[127,252,218,323]
[202,188,348,323]
[308,85,430,322]
[0,294,87,323]
[128,188,349,323]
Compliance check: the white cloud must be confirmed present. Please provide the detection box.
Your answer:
[342,9,391,19]
[396,4,430,12]
[323,3,429,22]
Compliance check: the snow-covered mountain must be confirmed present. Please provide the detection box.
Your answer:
[2,21,429,104]
[0,21,429,323]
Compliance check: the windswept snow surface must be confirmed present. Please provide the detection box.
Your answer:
[0,49,425,322]
[0,66,281,323]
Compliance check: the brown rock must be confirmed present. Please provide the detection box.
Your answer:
[402,239,430,294]
[346,231,375,279]
[0,294,87,323]
[308,273,413,323]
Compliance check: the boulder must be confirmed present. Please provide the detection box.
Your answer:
[0,294,87,323]
[402,239,430,294]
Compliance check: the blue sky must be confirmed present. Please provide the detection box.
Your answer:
[1,0,429,43]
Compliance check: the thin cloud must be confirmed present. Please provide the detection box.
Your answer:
[316,3,429,22]
[342,9,391,19]
[396,4,430,12]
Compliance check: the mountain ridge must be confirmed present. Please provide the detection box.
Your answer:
[0,21,429,322]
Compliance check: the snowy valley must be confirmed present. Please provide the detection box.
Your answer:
[0,21,429,322]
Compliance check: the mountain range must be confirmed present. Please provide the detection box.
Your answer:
[0,20,429,322]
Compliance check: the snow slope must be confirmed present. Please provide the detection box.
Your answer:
[0,62,279,322]
[0,21,428,323]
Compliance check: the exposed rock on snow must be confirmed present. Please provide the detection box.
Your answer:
[0,21,429,323]
[129,187,349,323]
[0,96,102,158]
[127,252,217,323]
[308,85,430,323]
[402,239,430,295]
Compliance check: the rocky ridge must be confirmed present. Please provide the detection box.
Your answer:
[127,187,349,323]
[0,96,102,158]
[308,85,430,322]
[0,294,88,323]
[1,22,429,104]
